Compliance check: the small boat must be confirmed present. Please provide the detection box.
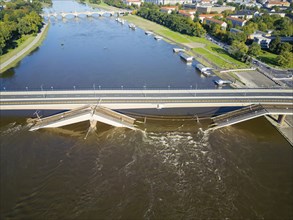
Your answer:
[202,71,212,76]
[128,23,136,30]
[214,79,232,86]
[154,35,162,40]
[173,48,185,53]
[179,53,193,63]
[145,31,153,35]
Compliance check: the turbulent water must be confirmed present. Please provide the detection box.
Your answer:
[0,117,292,219]
[0,0,293,219]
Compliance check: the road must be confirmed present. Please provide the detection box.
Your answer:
[1,89,292,110]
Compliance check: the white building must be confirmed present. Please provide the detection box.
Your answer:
[123,0,142,7]
[144,0,192,5]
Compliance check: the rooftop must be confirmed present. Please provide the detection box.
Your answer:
[205,17,226,25]
[227,16,246,22]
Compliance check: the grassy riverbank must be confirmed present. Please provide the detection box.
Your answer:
[124,15,248,69]
[0,23,50,73]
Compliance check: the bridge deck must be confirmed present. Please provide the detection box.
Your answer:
[30,105,136,131]
[211,104,293,129]
[1,89,292,110]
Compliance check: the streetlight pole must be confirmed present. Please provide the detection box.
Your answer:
[41,85,45,98]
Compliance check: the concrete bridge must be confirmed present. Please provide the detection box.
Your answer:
[1,89,292,131]
[41,10,127,19]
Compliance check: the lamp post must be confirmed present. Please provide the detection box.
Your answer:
[41,85,45,98]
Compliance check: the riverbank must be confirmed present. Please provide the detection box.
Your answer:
[123,15,248,70]
[0,23,49,74]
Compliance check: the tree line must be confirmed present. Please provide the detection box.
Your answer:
[103,0,138,10]
[137,3,206,37]
[0,0,47,55]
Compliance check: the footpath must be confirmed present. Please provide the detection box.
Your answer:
[0,23,49,73]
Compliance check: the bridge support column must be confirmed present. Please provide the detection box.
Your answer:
[277,115,286,126]
[90,119,97,130]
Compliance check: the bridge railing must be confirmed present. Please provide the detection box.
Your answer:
[0,85,288,92]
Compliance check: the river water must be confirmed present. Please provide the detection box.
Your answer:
[0,1,292,219]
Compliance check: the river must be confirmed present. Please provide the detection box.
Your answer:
[0,1,292,219]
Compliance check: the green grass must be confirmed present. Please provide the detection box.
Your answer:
[0,35,35,64]
[258,50,278,66]
[206,45,248,68]
[0,24,50,73]
[256,50,293,69]
[193,48,234,69]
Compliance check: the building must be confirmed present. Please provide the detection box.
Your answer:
[144,0,192,5]
[160,6,178,13]
[226,16,247,27]
[204,17,227,30]
[268,12,286,17]
[254,36,271,48]
[253,32,293,48]
[196,5,236,13]
[230,28,243,34]
[178,10,196,20]
[248,30,269,40]
[183,3,197,9]
[230,10,258,20]
[265,1,290,8]
[198,13,223,22]
[123,0,142,7]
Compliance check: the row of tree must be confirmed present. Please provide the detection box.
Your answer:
[137,3,206,37]
[0,0,46,55]
[103,0,138,10]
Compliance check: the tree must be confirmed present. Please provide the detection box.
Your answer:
[279,42,292,54]
[229,40,249,61]
[276,51,293,67]
[248,42,261,56]
[17,11,42,35]
[193,22,206,37]
[258,22,267,32]
[269,36,281,54]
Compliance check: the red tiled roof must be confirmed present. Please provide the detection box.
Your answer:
[161,6,178,9]
[199,13,223,17]
[179,10,196,14]
[267,1,290,4]
[205,17,225,25]
[227,16,246,22]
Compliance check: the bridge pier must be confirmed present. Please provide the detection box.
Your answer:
[90,119,97,130]
[277,115,286,126]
